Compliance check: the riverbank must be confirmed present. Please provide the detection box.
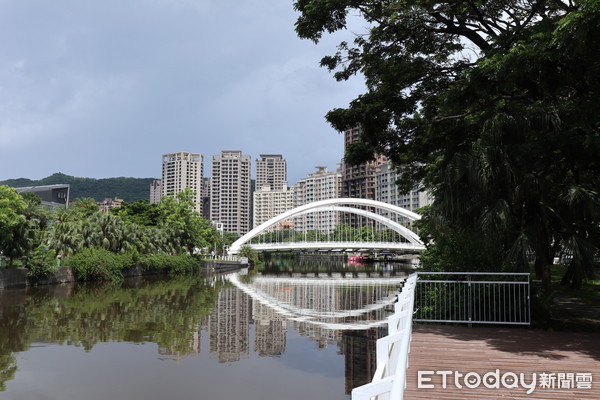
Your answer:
[0,260,246,289]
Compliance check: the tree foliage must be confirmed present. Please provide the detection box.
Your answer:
[0,184,221,274]
[294,0,600,289]
[111,199,163,226]
[0,186,26,232]
[0,172,156,202]
[0,186,29,265]
[45,189,220,258]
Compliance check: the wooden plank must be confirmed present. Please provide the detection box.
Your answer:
[404,325,600,399]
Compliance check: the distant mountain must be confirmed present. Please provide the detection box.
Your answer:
[0,173,158,202]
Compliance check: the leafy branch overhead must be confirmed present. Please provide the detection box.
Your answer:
[294,0,600,290]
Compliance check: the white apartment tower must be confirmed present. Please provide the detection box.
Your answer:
[253,154,293,229]
[256,154,287,191]
[210,150,251,234]
[161,152,203,213]
[253,184,295,229]
[293,166,342,233]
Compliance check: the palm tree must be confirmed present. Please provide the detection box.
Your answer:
[47,221,82,257]
[78,219,101,249]
[430,114,600,290]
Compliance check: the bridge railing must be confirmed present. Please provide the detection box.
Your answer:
[414,272,531,325]
[239,241,425,252]
[351,272,531,400]
[351,273,417,400]
[205,255,247,263]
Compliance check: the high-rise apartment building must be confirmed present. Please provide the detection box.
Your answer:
[253,184,295,229]
[293,166,342,233]
[375,162,433,224]
[253,154,292,229]
[161,152,203,213]
[341,127,387,228]
[149,179,162,204]
[342,127,387,200]
[210,150,251,234]
[255,154,287,191]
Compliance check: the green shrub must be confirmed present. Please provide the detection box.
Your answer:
[138,253,169,271]
[139,253,199,274]
[26,246,59,281]
[66,247,135,282]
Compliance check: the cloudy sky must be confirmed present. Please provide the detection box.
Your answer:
[0,0,366,184]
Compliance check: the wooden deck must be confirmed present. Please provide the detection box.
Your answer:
[404,325,600,399]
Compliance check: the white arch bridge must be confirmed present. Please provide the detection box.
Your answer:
[229,198,425,255]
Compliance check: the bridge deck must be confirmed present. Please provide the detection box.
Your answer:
[245,241,425,253]
[404,325,600,399]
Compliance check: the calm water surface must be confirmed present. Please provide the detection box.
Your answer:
[0,258,411,400]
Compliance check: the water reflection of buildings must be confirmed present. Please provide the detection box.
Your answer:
[207,287,250,363]
[341,329,380,394]
[199,274,398,393]
[231,274,401,393]
[252,300,286,356]
[284,283,391,349]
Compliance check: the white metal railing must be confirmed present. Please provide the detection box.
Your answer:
[414,272,531,325]
[243,241,425,252]
[351,271,531,400]
[206,255,248,263]
[352,272,417,400]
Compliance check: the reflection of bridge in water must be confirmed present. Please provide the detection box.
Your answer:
[229,273,407,331]
[204,268,406,392]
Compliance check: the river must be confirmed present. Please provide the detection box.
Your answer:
[0,257,412,400]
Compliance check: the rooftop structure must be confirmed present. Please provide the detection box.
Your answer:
[15,184,70,207]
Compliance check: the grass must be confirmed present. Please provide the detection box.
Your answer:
[549,264,600,305]
[535,264,600,332]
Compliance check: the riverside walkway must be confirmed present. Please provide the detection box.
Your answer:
[404,325,600,399]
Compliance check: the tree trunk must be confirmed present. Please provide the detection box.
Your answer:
[571,267,583,289]
[535,244,553,293]
[534,256,543,280]
[562,260,583,290]
[560,262,574,286]
[542,261,552,293]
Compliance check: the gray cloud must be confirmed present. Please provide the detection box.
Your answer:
[0,0,364,184]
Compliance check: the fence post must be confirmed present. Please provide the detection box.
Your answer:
[467,274,472,327]
[527,274,531,323]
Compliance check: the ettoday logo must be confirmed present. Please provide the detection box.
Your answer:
[418,370,593,394]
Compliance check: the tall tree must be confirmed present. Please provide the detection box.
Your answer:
[157,189,219,254]
[294,0,600,290]
[0,186,29,264]
[0,186,26,232]
[111,199,163,227]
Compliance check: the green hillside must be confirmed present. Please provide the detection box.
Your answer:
[0,173,158,202]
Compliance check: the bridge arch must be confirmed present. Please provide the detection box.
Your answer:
[229,198,423,254]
